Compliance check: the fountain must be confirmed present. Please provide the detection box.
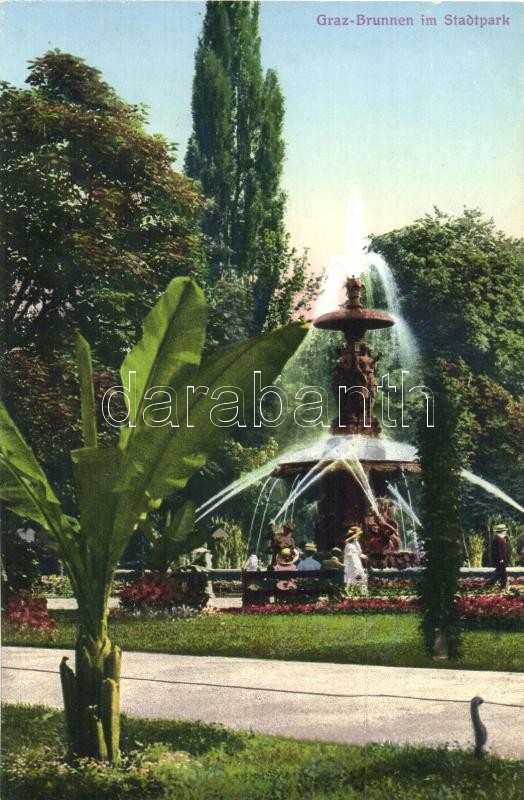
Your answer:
[197,194,522,570]
[273,275,420,568]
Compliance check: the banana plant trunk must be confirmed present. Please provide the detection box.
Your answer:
[59,606,121,763]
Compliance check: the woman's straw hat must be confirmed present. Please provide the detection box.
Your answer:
[345,526,363,542]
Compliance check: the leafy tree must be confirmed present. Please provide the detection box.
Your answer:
[371,209,524,531]
[1,51,206,514]
[1,51,205,364]
[417,360,474,659]
[370,209,524,394]
[0,276,306,762]
[444,361,524,528]
[185,1,318,340]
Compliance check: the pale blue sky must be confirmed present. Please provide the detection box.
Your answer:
[2,1,523,274]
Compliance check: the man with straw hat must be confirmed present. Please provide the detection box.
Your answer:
[343,526,368,586]
[491,523,510,589]
[297,542,321,572]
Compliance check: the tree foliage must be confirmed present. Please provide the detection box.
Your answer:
[1,51,205,363]
[185,1,319,340]
[370,209,524,394]
[371,209,524,528]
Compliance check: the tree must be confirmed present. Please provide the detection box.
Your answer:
[370,209,524,394]
[1,51,205,364]
[443,361,524,527]
[185,2,318,340]
[370,210,524,528]
[0,276,307,762]
[1,51,207,512]
[417,360,474,659]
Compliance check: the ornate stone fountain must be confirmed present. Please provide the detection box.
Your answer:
[274,277,420,567]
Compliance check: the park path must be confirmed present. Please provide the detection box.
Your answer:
[3,646,523,758]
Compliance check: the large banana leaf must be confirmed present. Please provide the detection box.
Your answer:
[147,500,197,570]
[0,401,75,538]
[119,277,207,448]
[71,446,124,563]
[0,400,87,586]
[1,277,308,589]
[75,332,98,448]
[111,322,308,560]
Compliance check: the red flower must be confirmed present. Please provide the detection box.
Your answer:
[2,594,57,632]
[225,591,524,623]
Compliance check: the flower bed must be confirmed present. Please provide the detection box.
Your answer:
[225,597,423,615]
[119,571,210,611]
[367,576,524,598]
[368,578,417,596]
[225,592,524,628]
[1,594,57,634]
[459,577,524,595]
[457,594,524,627]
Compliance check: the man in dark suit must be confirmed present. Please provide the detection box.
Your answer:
[491,523,510,589]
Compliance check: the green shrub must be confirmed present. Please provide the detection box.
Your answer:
[38,574,73,597]
[209,519,246,568]
[466,532,485,567]
[1,533,41,602]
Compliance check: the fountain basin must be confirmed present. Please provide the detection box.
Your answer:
[314,307,394,335]
[273,434,420,477]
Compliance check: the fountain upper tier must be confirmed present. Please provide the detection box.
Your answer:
[314,276,394,340]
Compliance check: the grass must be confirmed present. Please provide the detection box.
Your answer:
[2,704,524,800]
[4,611,524,671]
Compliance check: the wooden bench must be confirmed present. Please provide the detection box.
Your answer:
[241,569,345,606]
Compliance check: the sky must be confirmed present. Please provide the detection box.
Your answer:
[2,1,523,276]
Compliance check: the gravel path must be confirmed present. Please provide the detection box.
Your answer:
[3,646,523,757]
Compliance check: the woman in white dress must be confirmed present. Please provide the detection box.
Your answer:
[344,526,368,586]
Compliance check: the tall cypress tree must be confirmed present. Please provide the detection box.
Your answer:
[417,359,473,659]
[186,1,317,341]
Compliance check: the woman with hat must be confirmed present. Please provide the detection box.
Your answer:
[343,526,368,586]
[274,547,298,593]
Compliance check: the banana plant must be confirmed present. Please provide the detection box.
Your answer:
[0,277,307,763]
[138,500,199,572]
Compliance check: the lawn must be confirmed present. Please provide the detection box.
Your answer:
[2,704,523,800]
[4,611,524,672]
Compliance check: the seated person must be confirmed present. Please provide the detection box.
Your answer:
[321,547,345,571]
[271,522,297,566]
[275,547,298,569]
[274,547,298,591]
[243,553,259,571]
[297,542,321,571]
